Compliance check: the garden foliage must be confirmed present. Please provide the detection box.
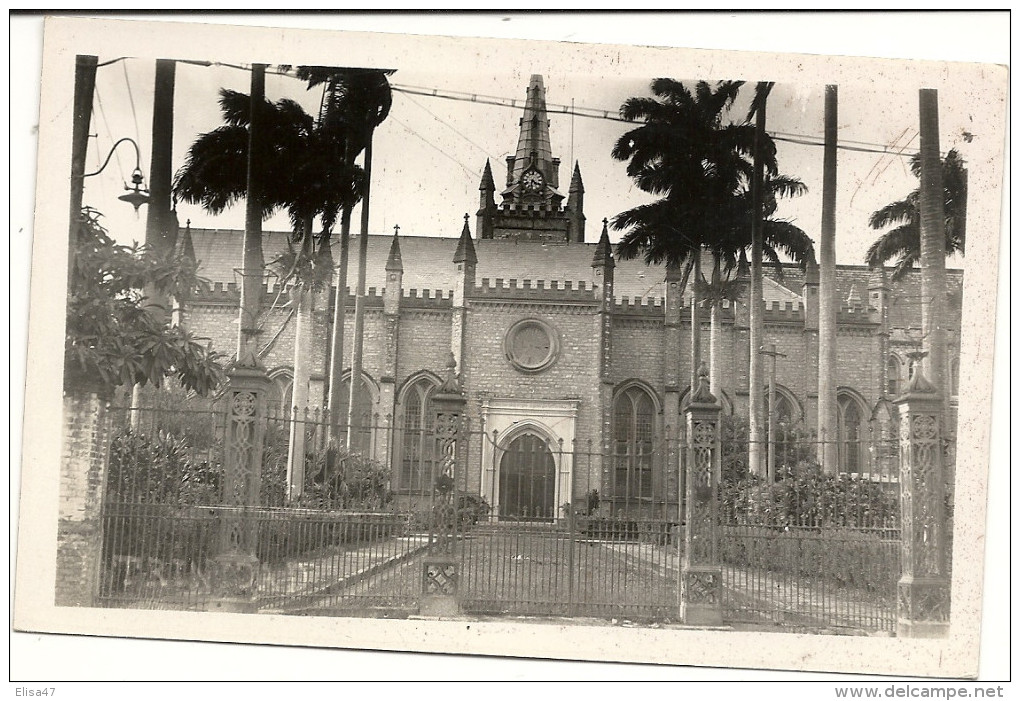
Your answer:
[65,207,225,395]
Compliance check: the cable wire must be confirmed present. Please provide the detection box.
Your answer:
[121,60,141,145]
[93,84,127,183]
[389,115,481,184]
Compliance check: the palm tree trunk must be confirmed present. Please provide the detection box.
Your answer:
[326,204,352,441]
[237,64,266,367]
[287,217,315,500]
[817,85,839,473]
[68,55,97,298]
[918,88,947,396]
[131,59,177,426]
[347,132,374,448]
[690,248,702,391]
[748,84,768,477]
[709,253,721,399]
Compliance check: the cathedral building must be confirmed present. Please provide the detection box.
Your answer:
[178,75,962,521]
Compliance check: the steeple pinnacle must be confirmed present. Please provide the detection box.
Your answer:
[174,212,196,265]
[453,214,477,265]
[569,161,584,193]
[480,159,495,191]
[385,224,403,273]
[592,218,614,268]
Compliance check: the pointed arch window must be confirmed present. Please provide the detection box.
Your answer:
[887,355,902,396]
[762,386,801,475]
[612,385,656,500]
[267,371,294,415]
[837,391,868,474]
[397,376,439,492]
[338,376,374,456]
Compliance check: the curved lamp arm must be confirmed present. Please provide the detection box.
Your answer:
[83,136,143,178]
[83,137,150,212]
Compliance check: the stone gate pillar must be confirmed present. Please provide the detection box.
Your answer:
[894,359,950,637]
[56,387,112,607]
[207,364,272,613]
[421,353,466,617]
[681,364,723,625]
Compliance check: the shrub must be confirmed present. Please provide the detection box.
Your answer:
[721,525,900,595]
[407,492,491,534]
[107,428,220,506]
[301,441,393,511]
[255,513,406,563]
[723,463,898,529]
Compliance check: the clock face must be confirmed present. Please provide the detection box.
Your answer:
[506,319,558,372]
[521,169,544,192]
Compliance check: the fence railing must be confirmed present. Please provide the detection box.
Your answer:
[719,435,903,631]
[99,400,953,632]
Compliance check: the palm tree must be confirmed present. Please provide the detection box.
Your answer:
[611,79,772,399]
[290,67,393,444]
[173,84,360,498]
[700,173,814,400]
[866,148,967,280]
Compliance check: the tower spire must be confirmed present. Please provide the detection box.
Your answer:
[510,75,554,187]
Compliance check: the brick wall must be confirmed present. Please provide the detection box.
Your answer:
[396,310,453,386]
[461,302,603,490]
[611,317,665,389]
[56,390,110,607]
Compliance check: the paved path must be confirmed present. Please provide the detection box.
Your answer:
[257,535,434,611]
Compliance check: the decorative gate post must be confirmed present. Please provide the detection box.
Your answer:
[56,386,112,607]
[894,354,950,637]
[681,364,723,625]
[421,353,466,617]
[207,365,272,613]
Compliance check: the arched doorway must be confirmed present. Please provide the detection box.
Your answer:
[498,433,556,522]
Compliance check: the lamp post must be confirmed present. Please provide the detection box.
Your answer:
[78,136,150,430]
[82,136,151,213]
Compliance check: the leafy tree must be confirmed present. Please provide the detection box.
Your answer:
[866,148,967,279]
[64,207,224,395]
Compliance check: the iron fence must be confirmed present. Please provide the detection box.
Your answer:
[96,398,952,633]
[720,434,902,632]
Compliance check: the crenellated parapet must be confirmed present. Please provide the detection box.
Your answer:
[762,299,805,322]
[496,202,567,216]
[838,298,877,325]
[401,287,455,309]
[612,296,663,316]
[469,277,595,302]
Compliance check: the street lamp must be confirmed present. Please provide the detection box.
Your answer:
[84,136,151,214]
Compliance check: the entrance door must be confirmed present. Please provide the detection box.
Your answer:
[498,434,556,522]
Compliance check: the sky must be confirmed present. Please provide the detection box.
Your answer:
[75,17,1000,270]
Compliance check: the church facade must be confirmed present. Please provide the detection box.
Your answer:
[178,75,962,521]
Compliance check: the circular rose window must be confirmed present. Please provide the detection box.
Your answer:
[505,319,559,373]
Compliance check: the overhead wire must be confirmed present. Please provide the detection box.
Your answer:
[396,90,502,166]
[388,115,481,184]
[93,84,127,184]
[121,60,141,147]
[198,61,942,159]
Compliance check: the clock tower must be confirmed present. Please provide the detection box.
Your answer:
[476,74,586,243]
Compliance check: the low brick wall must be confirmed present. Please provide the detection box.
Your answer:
[56,390,110,607]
